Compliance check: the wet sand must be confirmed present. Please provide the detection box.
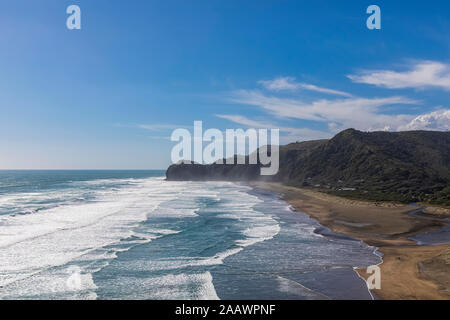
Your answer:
[250,182,450,300]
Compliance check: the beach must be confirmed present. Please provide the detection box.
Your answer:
[251,182,450,300]
[0,171,380,299]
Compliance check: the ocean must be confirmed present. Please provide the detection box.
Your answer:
[0,170,381,300]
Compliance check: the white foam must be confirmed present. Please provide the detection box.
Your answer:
[106,272,219,300]
[214,187,280,249]
[0,179,281,299]
[0,178,187,298]
[1,266,98,300]
[145,272,219,300]
[276,276,330,300]
[236,224,281,247]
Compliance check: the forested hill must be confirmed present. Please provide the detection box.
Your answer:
[166,129,450,205]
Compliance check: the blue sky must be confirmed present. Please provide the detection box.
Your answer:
[1,0,449,169]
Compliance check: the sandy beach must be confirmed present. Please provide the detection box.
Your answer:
[251,182,450,300]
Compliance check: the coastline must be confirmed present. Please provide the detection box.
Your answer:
[249,182,450,300]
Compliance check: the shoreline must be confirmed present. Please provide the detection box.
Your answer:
[249,182,450,300]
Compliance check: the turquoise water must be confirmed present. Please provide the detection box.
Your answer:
[0,171,380,299]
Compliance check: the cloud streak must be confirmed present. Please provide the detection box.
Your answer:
[215,114,274,128]
[216,114,331,143]
[348,61,450,91]
[258,77,352,97]
[230,89,418,131]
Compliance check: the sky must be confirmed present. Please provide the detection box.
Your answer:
[0,0,449,169]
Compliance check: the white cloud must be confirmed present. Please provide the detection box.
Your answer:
[215,114,273,128]
[258,77,352,97]
[299,83,353,97]
[221,67,450,144]
[216,114,332,143]
[348,61,450,90]
[259,77,299,91]
[398,109,450,131]
[231,90,418,131]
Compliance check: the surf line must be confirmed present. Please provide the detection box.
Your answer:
[353,246,384,300]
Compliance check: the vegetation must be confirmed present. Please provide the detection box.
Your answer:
[166,129,450,206]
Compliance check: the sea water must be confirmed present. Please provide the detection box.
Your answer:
[0,170,380,300]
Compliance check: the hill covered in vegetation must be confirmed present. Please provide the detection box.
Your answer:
[166,129,450,205]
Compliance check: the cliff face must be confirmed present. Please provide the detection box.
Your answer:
[166,129,450,205]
